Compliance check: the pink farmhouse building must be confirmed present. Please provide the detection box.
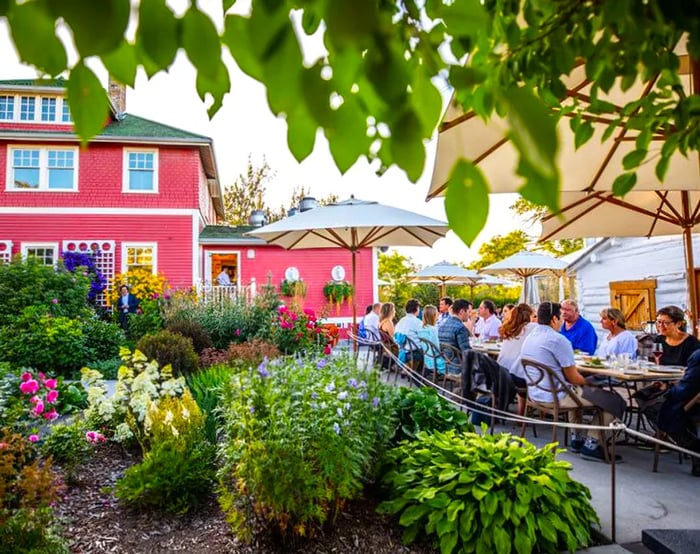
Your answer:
[0,78,376,322]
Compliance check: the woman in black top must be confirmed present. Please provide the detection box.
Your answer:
[655,305,700,366]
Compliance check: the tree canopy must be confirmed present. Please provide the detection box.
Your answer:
[3,0,699,245]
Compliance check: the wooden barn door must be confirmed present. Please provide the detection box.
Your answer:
[610,280,657,331]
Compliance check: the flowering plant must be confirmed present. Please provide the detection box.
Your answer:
[109,268,169,305]
[280,279,307,298]
[16,370,60,440]
[271,305,329,355]
[62,250,107,303]
[323,280,353,312]
[218,354,397,540]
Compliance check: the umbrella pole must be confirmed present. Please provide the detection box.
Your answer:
[683,224,698,336]
[352,249,358,352]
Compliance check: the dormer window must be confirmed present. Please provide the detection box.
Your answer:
[0,93,71,123]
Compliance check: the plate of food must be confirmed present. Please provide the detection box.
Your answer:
[579,357,607,369]
[650,365,685,374]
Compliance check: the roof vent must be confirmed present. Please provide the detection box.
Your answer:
[248,210,267,227]
[287,207,299,217]
[298,196,318,212]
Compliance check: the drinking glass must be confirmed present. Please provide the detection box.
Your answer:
[652,343,664,366]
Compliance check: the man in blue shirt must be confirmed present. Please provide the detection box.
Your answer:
[438,298,471,373]
[560,299,598,355]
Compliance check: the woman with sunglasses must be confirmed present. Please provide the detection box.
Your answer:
[654,305,700,367]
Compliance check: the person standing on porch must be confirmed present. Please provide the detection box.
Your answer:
[217,265,233,286]
[560,299,598,355]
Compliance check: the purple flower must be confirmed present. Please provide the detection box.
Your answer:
[333,422,341,435]
[337,407,344,417]
[257,358,269,378]
[372,397,380,408]
[311,392,318,399]
[52,298,58,304]
[338,391,348,400]
[359,380,367,388]
[325,382,335,393]
[359,391,368,401]
[316,358,328,369]
[249,406,255,414]
[347,378,358,388]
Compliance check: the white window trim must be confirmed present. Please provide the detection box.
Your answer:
[21,242,59,267]
[122,148,159,194]
[121,242,158,275]
[5,145,79,192]
[0,93,71,124]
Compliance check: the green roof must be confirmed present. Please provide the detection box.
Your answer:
[200,225,266,242]
[0,78,67,88]
[101,114,211,141]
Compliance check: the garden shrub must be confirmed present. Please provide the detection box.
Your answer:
[0,256,91,327]
[200,339,281,370]
[114,390,216,513]
[126,296,165,342]
[82,316,126,364]
[87,357,122,380]
[109,268,169,305]
[186,365,233,443]
[52,378,87,416]
[0,306,86,377]
[378,430,600,554]
[390,387,472,445]
[41,420,92,483]
[218,354,397,541]
[269,305,327,355]
[0,428,68,554]
[166,318,213,354]
[136,330,199,377]
[81,348,186,447]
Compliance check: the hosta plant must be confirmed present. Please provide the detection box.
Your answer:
[378,430,600,554]
[218,354,397,541]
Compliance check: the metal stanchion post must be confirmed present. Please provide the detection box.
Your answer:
[610,430,617,543]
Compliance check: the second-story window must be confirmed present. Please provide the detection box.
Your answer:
[6,146,78,191]
[62,100,71,122]
[0,96,14,120]
[123,149,158,193]
[41,97,57,121]
[20,96,35,120]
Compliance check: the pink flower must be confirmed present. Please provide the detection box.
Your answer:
[52,298,59,304]
[43,408,58,420]
[164,294,170,300]
[38,372,46,382]
[85,431,106,443]
[152,293,160,299]
[29,395,41,405]
[324,345,332,355]
[28,435,39,442]
[46,390,59,404]
[303,308,315,316]
[44,378,57,390]
[21,371,32,381]
[20,379,39,394]
[32,401,45,416]
[235,329,241,336]
[0,442,7,450]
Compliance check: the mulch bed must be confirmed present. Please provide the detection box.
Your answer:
[54,444,437,553]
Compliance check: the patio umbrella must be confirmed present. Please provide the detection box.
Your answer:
[480,250,568,303]
[427,36,700,326]
[410,260,483,297]
[245,196,448,336]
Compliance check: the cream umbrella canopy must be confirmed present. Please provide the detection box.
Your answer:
[427,37,700,327]
[410,261,483,298]
[245,196,449,335]
[480,251,568,303]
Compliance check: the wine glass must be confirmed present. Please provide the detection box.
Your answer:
[652,343,664,366]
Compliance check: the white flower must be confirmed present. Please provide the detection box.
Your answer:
[181,406,190,420]
[163,410,174,425]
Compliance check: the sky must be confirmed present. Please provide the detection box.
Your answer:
[0,5,534,268]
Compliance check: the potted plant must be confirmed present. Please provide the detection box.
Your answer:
[280,279,307,299]
[323,280,354,312]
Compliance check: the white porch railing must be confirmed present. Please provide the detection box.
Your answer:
[195,278,257,305]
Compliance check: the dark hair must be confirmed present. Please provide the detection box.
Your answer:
[405,299,420,314]
[440,297,453,306]
[365,304,373,315]
[120,284,129,292]
[500,303,534,340]
[452,299,471,315]
[481,299,496,315]
[657,305,687,331]
[537,302,561,325]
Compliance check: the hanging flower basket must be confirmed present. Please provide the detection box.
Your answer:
[280,279,307,298]
[323,280,353,312]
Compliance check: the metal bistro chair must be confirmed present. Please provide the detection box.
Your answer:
[347,329,382,369]
[520,357,608,460]
[400,335,425,383]
[418,337,446,384]
[439,342,464,393]
[465,350,516,434]
[378,329,400,374]
[653,391,700,472]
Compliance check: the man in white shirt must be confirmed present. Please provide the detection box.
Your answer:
[362,303,381,338]
[395,299,424,370]
[474,299,501,340]
[437,296,453,326]
[216,266,233,286]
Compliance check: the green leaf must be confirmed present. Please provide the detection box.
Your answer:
[324,0,378,51]
[440,531,459,554]
[137,0,180,69]
[622,149,647,170]
[514,527,533,554]
[287,104,317,162]
[445,160,489,246]
[182,6,221,80]
[8,2,67,75]
[411,75,442,139]
[390,108,426,182]
[0,0,9,16]
[67,62,111,144]
[326,97,371,173]
[195,59,230,118]
[47,0,129,56]
[262,26,303,116]
[436,0,488,37]
[102,41,138,86]
[612,172,637,196]
[399,503,430,526]
[574,119,594,150]
[493,525,511,554]
[655,154,671,182]
[222,15,263,81]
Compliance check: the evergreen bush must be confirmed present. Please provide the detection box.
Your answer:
[136,330,199,377]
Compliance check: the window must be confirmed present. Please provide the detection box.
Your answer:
[0,95,14,120]
[123,243,156,274]
[123,149,158,192]
[20,96,35,120]
[41,97,56,121]
[61,100,71,122]
[0,241,12,264]
[22,243,58,266]
[7,146,78,191]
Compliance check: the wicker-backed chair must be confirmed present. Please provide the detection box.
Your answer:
[439,342,464,392]
[378,329,400,373]
[418,337,446,383]
[520,357,608,460]
[401,335,425,381]
[347,329,382,369]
